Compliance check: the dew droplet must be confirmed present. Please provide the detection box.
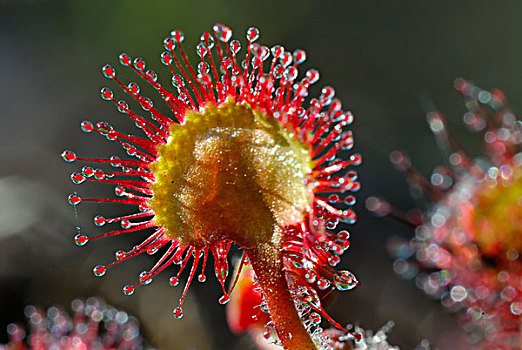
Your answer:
[82,166,94,177]
[344,195,356,206]
[133,58,146,71]
[305,272,316,284]
[139,271,152,285]
[80,121,94,133]
[321,86,335,102]
[110,156,120,167]
[93,265,106,277]
[115,250,126,260]
[198,73,212,85]
[306,69,319,84]
[147,246,159,255]
[169,277,179,286]
[280,52,292,67]
[258,46,270,61]
[127,82,140,95]
[140,97,153,111]
[173,252,183,265]
[121,220,131,229]
[97,121,113,134]
[350,153,362,166]
[198,62,210,75]
[213,23,232,42]
[334,270,358,291]
[123,285,134,296]
[196,43,208,58]
[260,302,269,313]
[271,45,284,58]
[230,40,241,54]
[93,169,104,180]
[68,194,81,206]
[74,233,88,247]
[119,53,131,66]
[146,69,158,82]
[170,30,184,43]
[218,294,230,305]
[326,220,338,230]
[337,230,350,241]
[317,278,330,290]
[263,330,271,339]
[114,186,125,197]
[161,52,172,66]
[198,274,206,283]
[100,87,113,101]
[173,306,183,319]
[70,172,85,184]
[199,32,214,49]
[61,150,77,162]
[102,64,116,79]
[284,66,298,81]
[164,38,175,52]
[293,49,306,64]
[348,182,360,195]
[246,27,259,42]
[328,255,341,267]
[94,215,106,226]
[331,244,345,255]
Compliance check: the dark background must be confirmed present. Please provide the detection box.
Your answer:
[1,1,521,349]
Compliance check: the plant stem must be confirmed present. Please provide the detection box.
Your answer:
[246,243,317,350]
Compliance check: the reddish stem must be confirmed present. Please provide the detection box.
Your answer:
[246,243,317,350]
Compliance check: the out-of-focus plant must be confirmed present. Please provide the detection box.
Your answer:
[0,297,150,350]
[367,79,521,349]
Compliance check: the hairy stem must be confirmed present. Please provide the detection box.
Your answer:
[246,243,317,350]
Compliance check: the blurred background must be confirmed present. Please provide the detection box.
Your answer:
[1,1,521,349]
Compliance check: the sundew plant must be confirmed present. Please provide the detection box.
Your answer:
[368,79,521,349]
[64,24,361,350]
